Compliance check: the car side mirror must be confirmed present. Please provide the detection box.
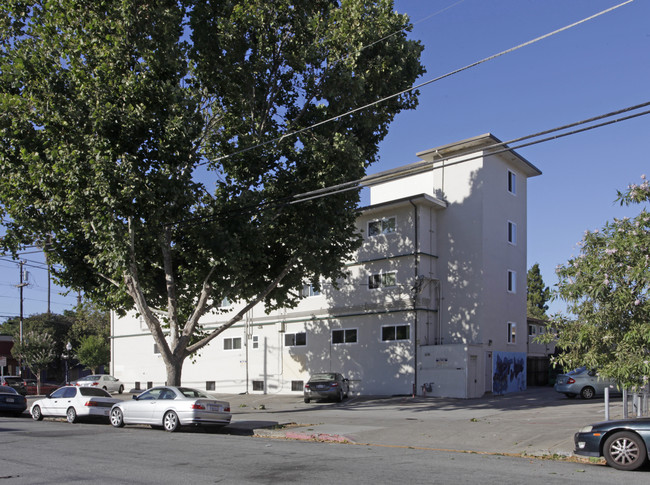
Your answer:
[132,394,138,400]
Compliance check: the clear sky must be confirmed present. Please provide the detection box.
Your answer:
[1,0,648,321]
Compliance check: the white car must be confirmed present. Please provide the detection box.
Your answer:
[110,386,232,432]
[74,375,124,394]
[31,386,121,423]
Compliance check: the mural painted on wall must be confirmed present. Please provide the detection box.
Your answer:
[493,351,526,395]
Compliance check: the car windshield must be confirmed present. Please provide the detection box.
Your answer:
[310,373,336,381]
[0,385,18,394]
[178,387,211,399]
[79,387,111,397]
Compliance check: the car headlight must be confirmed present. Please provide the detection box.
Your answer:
[578,425,593,433]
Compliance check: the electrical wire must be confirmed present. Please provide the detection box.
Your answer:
[203,0,633,166]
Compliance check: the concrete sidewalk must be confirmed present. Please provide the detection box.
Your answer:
[219,387,631,457]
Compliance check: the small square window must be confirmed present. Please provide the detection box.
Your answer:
[291,380,304,392]
[368,217,396,237]
[252,335,259,349]
[368,272,396,289]
[252,381,264,391]
[206,381,215,391]
[381,325,410,341]
[332,328,358,344]
[224,337,242,350]
[284,332,307,347]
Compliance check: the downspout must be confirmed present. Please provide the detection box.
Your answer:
[409,199,419,395]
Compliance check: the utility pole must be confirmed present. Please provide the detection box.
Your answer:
[17,260,28,376]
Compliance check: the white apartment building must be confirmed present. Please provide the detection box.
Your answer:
[111,134,541,398]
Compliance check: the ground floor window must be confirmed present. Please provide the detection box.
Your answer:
[332,328,358,344]
[291,380,304,391]
[284,332,307,347]
[381,324,410,341]
[206,381,215,391]
[252,380,264,391]
[224,337,242,350]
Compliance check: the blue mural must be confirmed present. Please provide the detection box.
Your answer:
[493,351,526,395]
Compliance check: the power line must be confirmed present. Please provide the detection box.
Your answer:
[202,0,633,166]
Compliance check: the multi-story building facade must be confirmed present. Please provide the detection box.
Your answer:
[111,134,541,398]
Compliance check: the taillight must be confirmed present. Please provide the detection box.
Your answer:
[224,407,230,412]
[567,378,576,384]
[91,382,98,386]
[331,382,339,387]
[304,383,310,389]
[85,401,98,407]
[191,403,205,410]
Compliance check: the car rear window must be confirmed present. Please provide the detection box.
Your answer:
[310,374,336,381]
[80,376,101,381]
[3,377,22,384]
[80,387,111,397]
[0,385,18,394]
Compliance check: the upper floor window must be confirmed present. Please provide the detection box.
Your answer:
[507,322,517,344]
[507,270,516,293]
[507,170,516,195]
[507,221,517,245]
[332,328,358,344]
[284,332,307,347]
[368,217,396,237]
[302,284,321,298]
[368,272,396,289]
[252,335,259,349]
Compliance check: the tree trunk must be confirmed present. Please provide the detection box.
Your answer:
[165,356,184,386]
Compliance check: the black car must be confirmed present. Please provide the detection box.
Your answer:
[304,373,349,403]
[0,376,27,396]
[0,385,27,416]
[574,417,650,471]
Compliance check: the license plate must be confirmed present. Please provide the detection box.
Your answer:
[207,405,222,412]
[6,398,14,403]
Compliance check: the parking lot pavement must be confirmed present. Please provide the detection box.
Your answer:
[216,387,630,457]
[24,386,629,457]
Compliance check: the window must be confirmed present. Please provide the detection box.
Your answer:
[368,272,396,289]
[252,381,264,391]
[332,328,358,344]
[507,322,517,344]
[539,326,546,334]
[507,221,517,245]
[153,344,160,354]
[507,170,516,194]
[368,217,396,237]
[252,335,259,349]
[382,324,410,341]
[507,270,516,293]
[302,284,321,297]
[291,380,304,391]
[224,337,242,350]
[206,381,215,391]
[528,325,536,336]
[284,332,307,347]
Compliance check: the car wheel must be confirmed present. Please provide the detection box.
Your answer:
[337,390,343,402]
[66,407,77,423]
[102,386,108,392]
[110,408,125,428]
[580,386,595,399]
[604,431,648,471]
[31,405,43,421]
[163,411,180,432]
[118,385,124,394]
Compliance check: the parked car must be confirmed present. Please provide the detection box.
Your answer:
[0,385,27,416]
[574,417,650,471]
[554,366,619,399]
[25,380,64,395]
[74,375,124,394]
[110,386,231,432]
[0,376,27,396]
[303,373,349,403]
[30,386,121,423]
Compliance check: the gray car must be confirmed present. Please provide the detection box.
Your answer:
[304,373,349,403]
[554,366,619,399]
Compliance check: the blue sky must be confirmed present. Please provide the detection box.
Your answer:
[1,0,648,321]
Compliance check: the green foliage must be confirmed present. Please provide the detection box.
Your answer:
[539,176,650,389]
[75,334,110,374]
[0,313,74,358]
[0,1,424,384]
[10,330,57,377]
[66,301,110,346]
[527,263,550,319]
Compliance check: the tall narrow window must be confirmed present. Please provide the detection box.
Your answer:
[507,170,516,194]
[507,322,517,344]
[507,270,516,293]
[507,221,517,245]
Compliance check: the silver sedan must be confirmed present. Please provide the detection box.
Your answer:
[109,386,231,432]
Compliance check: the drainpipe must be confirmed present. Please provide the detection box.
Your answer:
[409,199,419,395]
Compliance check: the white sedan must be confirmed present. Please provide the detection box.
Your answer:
[110,386,231,432]
[31,386,121,423]
[74,375,124,394]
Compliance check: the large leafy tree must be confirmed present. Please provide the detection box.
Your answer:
[527,263,550,319]
[76,334,110,374]
[539,176,650,389]
[0,1,424,384]
[10,330,56,394]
